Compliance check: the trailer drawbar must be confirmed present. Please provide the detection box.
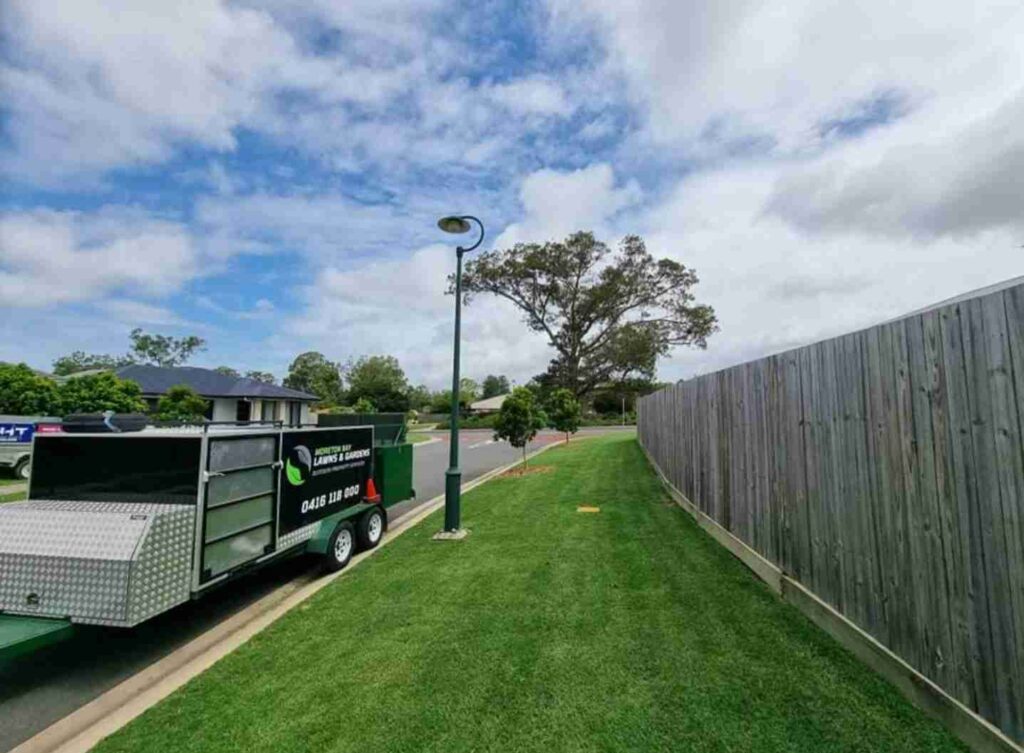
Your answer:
[0,417,415,662]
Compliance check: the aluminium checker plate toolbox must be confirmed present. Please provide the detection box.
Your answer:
[0,500,194,627]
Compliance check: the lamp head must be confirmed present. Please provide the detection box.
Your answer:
[437,216,472,234]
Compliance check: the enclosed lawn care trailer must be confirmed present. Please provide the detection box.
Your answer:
[0,423,413,656]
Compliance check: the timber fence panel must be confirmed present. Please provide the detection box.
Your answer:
[638,282,1024,745]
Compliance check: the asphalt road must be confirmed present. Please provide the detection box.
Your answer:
[0,427,632,752]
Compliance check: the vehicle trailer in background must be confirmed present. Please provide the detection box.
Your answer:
[0,415,62,480]
[0,419,415,660]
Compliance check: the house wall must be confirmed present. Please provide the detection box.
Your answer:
[211,399,237,423]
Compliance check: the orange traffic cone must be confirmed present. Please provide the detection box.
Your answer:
[365,477,381,504]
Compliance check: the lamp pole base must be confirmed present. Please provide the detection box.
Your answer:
[432,528,470,541]
[443,467,462,531]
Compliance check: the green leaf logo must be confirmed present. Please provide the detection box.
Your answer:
[285,458,305,486]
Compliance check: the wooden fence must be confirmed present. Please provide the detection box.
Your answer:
[638,282,1024,744]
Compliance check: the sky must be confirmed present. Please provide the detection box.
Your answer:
[1,0,1022,388]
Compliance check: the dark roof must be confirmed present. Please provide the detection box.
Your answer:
[114,365,318,401]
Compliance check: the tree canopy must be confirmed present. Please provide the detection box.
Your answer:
[155,385,209,422]
[457,232,716,397]
[127,328,206,367]
[481,374,510,398]
[244,370,277,384]
[52,352,133,376]
[283,352,345,406]
[55,372,146,415]
[52,328,206,375]
[0,363,145,416]
[346,355,410,412]
[0,363,61,415]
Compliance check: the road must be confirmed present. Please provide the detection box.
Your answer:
[0,427,632,752]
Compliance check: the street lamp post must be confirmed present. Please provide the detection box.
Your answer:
[437,215,484,535]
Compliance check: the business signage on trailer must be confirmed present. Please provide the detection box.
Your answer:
[0,423,33,444]
[278,427,373,535]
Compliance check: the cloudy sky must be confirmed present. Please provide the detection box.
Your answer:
[1,0,1021,387]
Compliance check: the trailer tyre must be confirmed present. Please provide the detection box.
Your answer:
[357,507,385,550]
[14,458,30,481]
[324,521,355,572]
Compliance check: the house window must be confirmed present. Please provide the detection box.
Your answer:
[236,400,251,422]
[288,401,301,426]
[203,400,214,420]
[260,400,277,421]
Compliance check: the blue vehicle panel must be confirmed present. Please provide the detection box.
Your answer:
[0,424,33,445]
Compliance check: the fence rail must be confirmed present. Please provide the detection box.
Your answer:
[638,283,1024,744]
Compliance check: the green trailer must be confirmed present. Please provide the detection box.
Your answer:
[0,417,416,662]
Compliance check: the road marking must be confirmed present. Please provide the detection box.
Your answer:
[12,439,566,753]
[467,439,495,449]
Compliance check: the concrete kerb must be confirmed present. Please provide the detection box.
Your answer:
[12,439,566,753]
[637,441,1023,753]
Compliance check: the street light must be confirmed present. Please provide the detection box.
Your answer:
[437,214,484,536]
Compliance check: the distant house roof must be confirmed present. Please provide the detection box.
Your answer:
[470,393,509,412]
[113,365,318,401]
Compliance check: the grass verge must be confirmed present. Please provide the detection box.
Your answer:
[92,434,965,753]
[405,433,436,445]
[0,490,25,504]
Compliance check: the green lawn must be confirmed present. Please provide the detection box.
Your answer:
[0,490,25,504]
[93,435,964,753]
[0,476,23,486]
[406,432,438,445]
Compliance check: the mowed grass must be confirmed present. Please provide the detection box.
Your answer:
[93,435,965,753]
[0,490,25,504]
[405,433,437,445]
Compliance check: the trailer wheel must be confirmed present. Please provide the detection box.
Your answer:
[14,458,30,481]
[324,521,355,572]
[357,507,385,550]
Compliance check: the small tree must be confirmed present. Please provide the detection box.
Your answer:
[0,363,60,415]
[546,388,581,443]
[57,372,146,415]
[214,366,240,378]
[493,387,546,469]
[155,385,209,422]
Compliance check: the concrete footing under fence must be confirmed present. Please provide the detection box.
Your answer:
[640,443,1022,753]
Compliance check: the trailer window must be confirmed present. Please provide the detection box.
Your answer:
[31,436,202,505]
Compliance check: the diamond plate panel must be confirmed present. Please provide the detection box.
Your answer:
[126,506,194,626]
[0,500,195,627]
[276,521,317,551]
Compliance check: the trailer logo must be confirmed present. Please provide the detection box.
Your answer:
[285,445,312,486]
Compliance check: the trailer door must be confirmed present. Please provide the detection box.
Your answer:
[198,433,280,585]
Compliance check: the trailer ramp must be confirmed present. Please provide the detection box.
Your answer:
[0,614,73,663]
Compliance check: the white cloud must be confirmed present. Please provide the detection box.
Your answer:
[488,76,573,117]
[639,165,1024,381]
[0,0,310,183]
[0,209,198,306]
[496,164,641,246]
[278,243,551,387]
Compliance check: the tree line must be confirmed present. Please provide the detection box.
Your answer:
[6,229,714,421]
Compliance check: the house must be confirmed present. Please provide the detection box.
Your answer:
[114,365,318,425]
[469,393,509,414]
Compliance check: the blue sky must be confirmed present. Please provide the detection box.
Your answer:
[2,0,1022,387]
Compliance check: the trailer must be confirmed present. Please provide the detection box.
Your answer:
[0,419,415,659]
[0,415,62,480]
